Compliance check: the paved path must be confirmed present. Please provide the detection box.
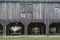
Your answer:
[1,35,60,38]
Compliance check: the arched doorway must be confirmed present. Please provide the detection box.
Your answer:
[49,23,60,35]
[28,22,46,35]
[6,22,24,35]
[0,24,3,35]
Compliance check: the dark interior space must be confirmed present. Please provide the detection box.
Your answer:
[0,24,3,35]
[49,23,60,35]
[28,22,46,35]
[6,22,24,35]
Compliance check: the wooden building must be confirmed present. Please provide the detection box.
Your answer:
[0,0,60,36]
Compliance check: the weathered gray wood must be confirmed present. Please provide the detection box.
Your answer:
[33,3,43,19]
[0,3,44,20]
[0,0,60,2]
[0,3,21,20]
[0,3,60,20]
[44,3,60,19]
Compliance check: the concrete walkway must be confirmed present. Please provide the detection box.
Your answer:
[1,35,60,38]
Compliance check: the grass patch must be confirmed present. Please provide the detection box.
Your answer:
[1,37,60,40]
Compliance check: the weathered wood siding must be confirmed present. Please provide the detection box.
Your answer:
[0,0,60,2]
[44,3,60,19]
[0,3,21,20]
[0,3,60,20]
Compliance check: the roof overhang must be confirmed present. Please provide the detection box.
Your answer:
[0,0,60,3]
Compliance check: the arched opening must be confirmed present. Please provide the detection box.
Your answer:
[49,23,60,35]
[6,22,24,35]
[28,22,46,35]
[0,24,3,35]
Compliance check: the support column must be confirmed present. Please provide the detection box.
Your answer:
[24,21,28,35]
[44,21,50,35]
[24,21,31,35]
[2,21,7,36]
[24,25,28,35]
[58,26,60,34]
[44,21,52,35]
[46,25,49,35]
[3,25,6,36]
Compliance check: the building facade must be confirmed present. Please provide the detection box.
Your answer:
[0,0,60,36]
